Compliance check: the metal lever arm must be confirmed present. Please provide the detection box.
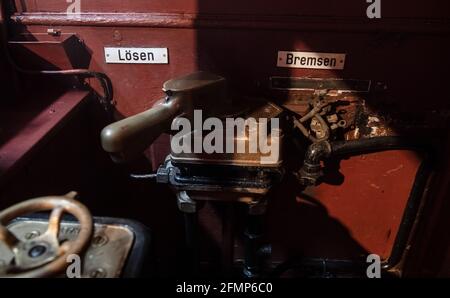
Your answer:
[100,71,226,163]
[101,96,182,163]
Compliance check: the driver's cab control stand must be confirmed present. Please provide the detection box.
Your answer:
[0,193,151,278]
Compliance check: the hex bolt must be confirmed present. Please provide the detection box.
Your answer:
[113,30,122,42]
[92,235,109,248]
[25,230,41,240]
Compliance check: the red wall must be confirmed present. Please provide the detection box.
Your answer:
[4,0,450,276]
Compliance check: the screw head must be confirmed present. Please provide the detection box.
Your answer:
[25,231,41,240]
[89,268,107,278]
[92,235,108,248]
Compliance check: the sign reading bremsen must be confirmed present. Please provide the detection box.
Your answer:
[277,51,346,70]
[104,47,169,64]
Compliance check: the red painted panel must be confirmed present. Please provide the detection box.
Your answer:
[0,90,89,185]
[15,0,450,18]
[267,151,420,260]
[8,24,449,119]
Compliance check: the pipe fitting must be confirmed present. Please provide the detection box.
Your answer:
[297,141,332,186]
[297,137,429,186]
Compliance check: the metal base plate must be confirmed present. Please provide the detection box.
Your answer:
[0,219,135,278]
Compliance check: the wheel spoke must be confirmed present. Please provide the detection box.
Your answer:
[58,241,72,255]
[46,206,64,240]
[0,224,19,251]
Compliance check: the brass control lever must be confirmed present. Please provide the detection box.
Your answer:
[101,72,227,163]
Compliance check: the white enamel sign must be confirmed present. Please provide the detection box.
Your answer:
[277,51,346,70]
[104,47,169,64]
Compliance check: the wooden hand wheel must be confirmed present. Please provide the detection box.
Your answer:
[0,192,93,278]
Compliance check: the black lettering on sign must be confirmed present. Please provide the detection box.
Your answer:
[278,51,345,70]
[286,53,294,64]
[105,47,168,64]
[317,57,323,66]
[307,57,316,66]
[330,58,336,67]
[117,49,156,61]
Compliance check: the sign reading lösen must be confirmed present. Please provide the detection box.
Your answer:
[104,47,169,64]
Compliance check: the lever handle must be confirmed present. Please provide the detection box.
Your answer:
[101,72,227,163]
[101,97,181,163]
